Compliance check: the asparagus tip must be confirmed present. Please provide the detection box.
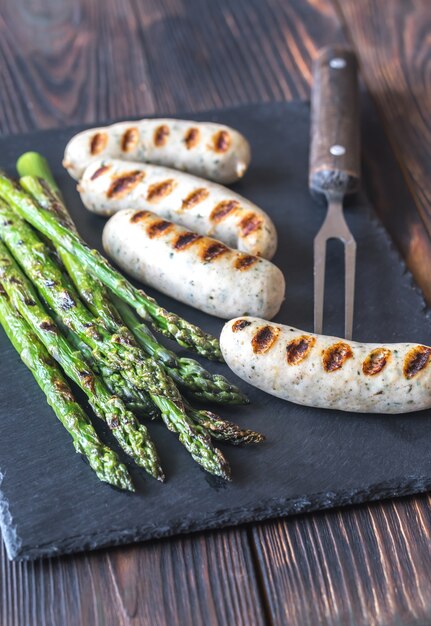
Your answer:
[215,449,232,481]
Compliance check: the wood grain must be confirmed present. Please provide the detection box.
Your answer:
[1,529,265,626]
[253,496,431,626]
[336,0,431,302]
[0,0,156,134]
[2,0,431,625]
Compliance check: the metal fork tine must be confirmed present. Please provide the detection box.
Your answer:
[344,238,357,340]
[313,196,356,337]
[313,233,327,336]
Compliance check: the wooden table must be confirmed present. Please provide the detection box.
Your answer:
[1,1,431,624]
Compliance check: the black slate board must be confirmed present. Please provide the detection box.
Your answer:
[1,102,431,561]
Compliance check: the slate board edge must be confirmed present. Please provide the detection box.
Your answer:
[1,101,431,561]
[0,471,21,560]
[6,473,431,561]
[368,212,431,321]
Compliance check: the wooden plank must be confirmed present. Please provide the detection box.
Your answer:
[0,529,265,626]
[2,0,431,625]
[129,0,343,114]
[252,496,431,626]
[0,0,156,135]
[336,0,431,303]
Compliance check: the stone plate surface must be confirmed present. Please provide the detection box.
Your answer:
[1,102,430,561]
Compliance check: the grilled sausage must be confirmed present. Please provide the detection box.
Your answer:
[102,210,285,319]
[63,119,251,184]
[79,159,277,259]
[220,317,431,414]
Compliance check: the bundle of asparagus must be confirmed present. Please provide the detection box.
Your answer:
[0,153,263,490]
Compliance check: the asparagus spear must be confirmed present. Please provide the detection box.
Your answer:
[113,297,248,405]
[0,285,134,490]
[52,310,159,418]
[0,200,180,398]
[0,171,222,361]
[187,407,264,446]
[4,181,233,478]
[0,204,230,479]
[59,307,258,446]
[17,155,125,331]
[0,239,164,480]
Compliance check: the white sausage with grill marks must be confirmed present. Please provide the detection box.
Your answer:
[63,119,251,183]
[220,317,431,414]
[79,158,277,259]
[102,210,285,320]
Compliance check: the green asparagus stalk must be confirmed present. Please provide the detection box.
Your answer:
[0,239,164,480]
[52,310,159,418]
[0,285,134,490]
[0,200,181,399]
[15,158,165,416]
[55,307,231,477]
[113,297,248,405]
[4,180,233,478]
[0,204,230,479]
[18,155,124,331]
[0,171,222,361]
[187,406,264,446]
[60,309,257,446]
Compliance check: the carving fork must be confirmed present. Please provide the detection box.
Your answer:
[309,46,360,340]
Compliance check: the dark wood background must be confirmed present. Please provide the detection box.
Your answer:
[1,0,431,624]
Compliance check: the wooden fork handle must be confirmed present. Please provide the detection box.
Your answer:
[309,46,361,197]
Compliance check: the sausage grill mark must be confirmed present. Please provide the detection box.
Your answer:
[234,254,258,271]
[240,212,263,237]
[154,125,170,147]
[130,210,150,223]
[362,348,391,376]
[201,242,229,262]
[174,232,203,250]
[90,132,108,155]
[90,164,111,180]
[232,319,252,332]
[107,170,145,199]
[286,336,316,365]
[147,220,173,238]
[210,200,240,223]
[323,342,353,372]
[251,325,280,354]
[181,188,209,210]
[404,345,431,379]
[146,179,176,203]
[213,130,231,153]
[184,127,200,149]
[121,127,139,152]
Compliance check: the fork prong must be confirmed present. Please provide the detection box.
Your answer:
[313,233,327,335]
[344,238,357,340]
